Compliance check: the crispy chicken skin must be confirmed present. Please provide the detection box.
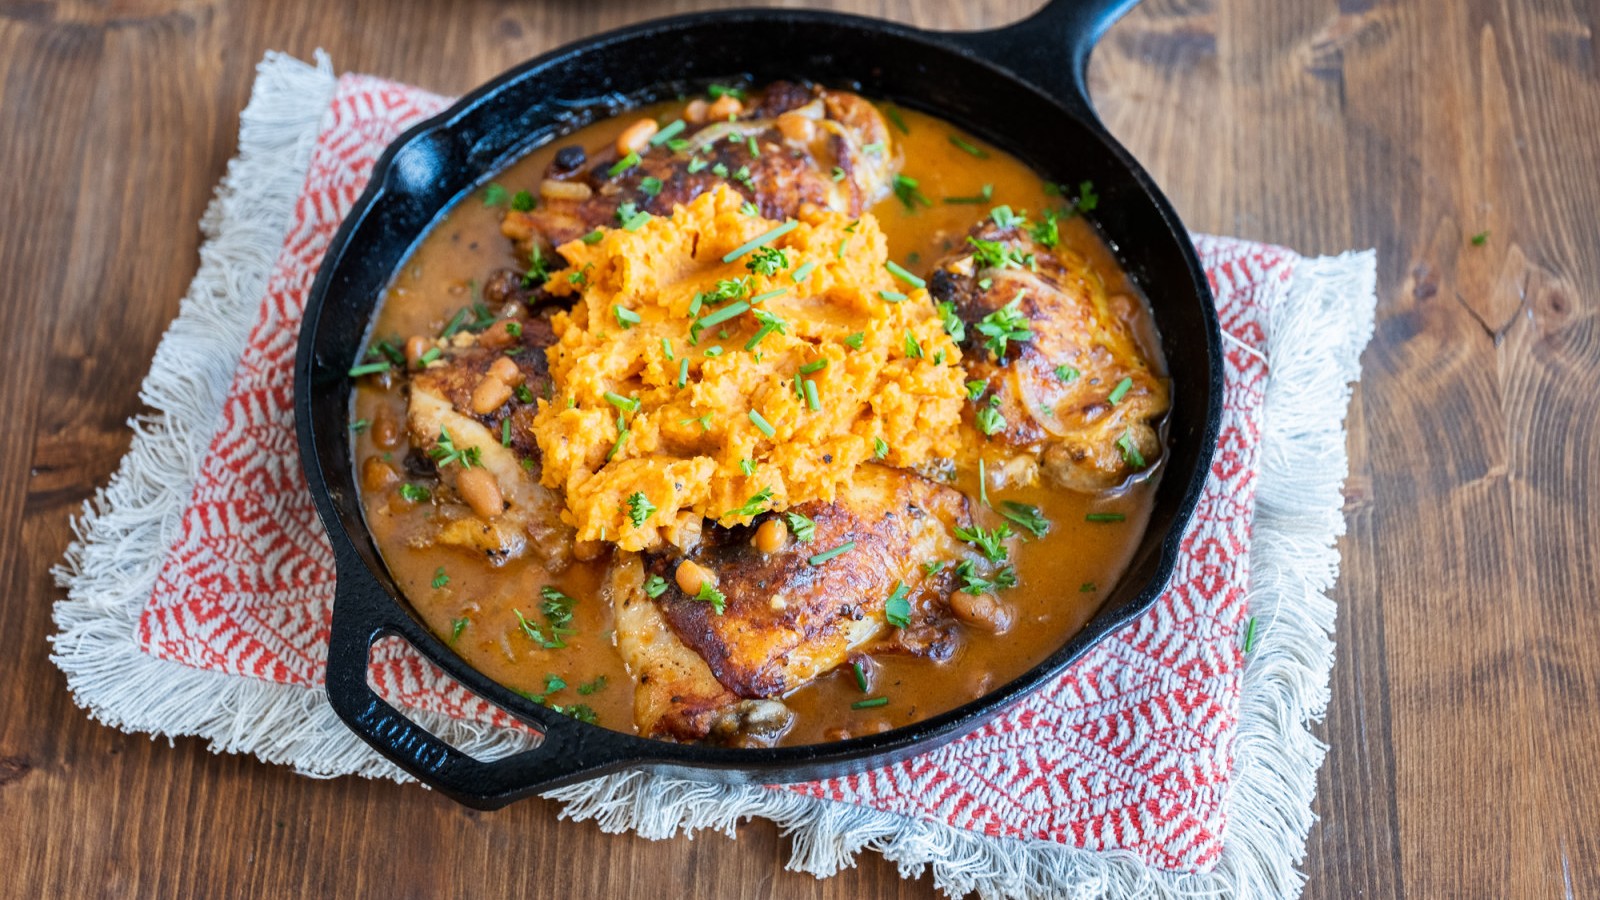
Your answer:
[404,311,575,567]
[607,555,793,744]
[929,220,1170,492]
[638,465,970,701]
[500,82,897,258]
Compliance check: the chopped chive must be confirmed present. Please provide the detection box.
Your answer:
[417,347,442,366]
[604,391,640,414]
[662,338,675,360]
[873,436,889,459]
[750,288,787,304]
[649,119,687,146]
[831,166,847,182]
[1085,512,1126,523]
[978,457,989,507]
[942,184,994,205]
[852,697,889,709]
[704,345,724,357]
[1244,616,1259,652]
[836,238,848,259]
[707,83,746,100]
[948,134,989,158]
[808,541,856,566]
[852,661,869,692]
[350,419,371,433]
[799,359,828,375]
[1470,230,1490,246]
[844,332,866,349]
[884,105,909,134]
[621,209,652,231]
[878,290,907,303]
[1055,365,1080,382]
[803,378,820,411]
[748,136,760,157]
[885,260,925,288]
[613,304,641,329]
[639,176,663,197]
[607,151,640,177]
[347,361,390,377]
[748,409,776,437]
[501,418,512,447]
[722,220,799,263]
[1108,376,1133,405]
[791,260,819,283]
[678,357,689,388]
[695,300,750,330]
[581,229,605,244]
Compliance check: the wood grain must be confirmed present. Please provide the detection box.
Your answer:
[2,0,1597,896]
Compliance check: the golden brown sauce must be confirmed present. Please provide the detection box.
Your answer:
[352,98,1162,745]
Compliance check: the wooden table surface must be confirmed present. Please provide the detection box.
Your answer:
[4,0,1597,896]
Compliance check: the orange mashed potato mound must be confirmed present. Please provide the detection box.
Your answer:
[532,187,965,551]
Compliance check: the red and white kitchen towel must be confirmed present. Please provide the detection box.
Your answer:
[52,53,1374,899]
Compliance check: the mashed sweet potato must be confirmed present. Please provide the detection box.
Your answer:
[532,186,966,551]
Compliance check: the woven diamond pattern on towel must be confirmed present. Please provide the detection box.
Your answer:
[136,73,1288,872]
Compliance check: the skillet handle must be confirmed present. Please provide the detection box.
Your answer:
[324,568,631,809]
[953,0,1139,116]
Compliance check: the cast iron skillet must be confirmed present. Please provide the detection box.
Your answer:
[295,0,1223,809]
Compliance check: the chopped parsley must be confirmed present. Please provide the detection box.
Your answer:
[784,511,817,543]
[577,675,608,695]
[903,330,924,359]
[450,617,468,642]
[975,294,1033,359]
[975,402,1006,437]
[482,182,507,206]
[1029,209,1062,248]
[1470,230,1490,246]
[707,83,746,100]
[988,205,1026,229]
[724,487,774,519]
[349,418,371,433]
[431,567,450,589]
[966,235,1034,271]
[745,246,789,276]
[884,581,911,627]
[627,491,657,527]
[398,483,431,503]
[1055,365,1080,382]
[1117,430,1147,469]
[954,523,1013,562]
[510,189,535,212]
[998,501,1051,538]
[693,581,728,614]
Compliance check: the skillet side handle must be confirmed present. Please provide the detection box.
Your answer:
[324,571,628,809]
[954,0,1140,117]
